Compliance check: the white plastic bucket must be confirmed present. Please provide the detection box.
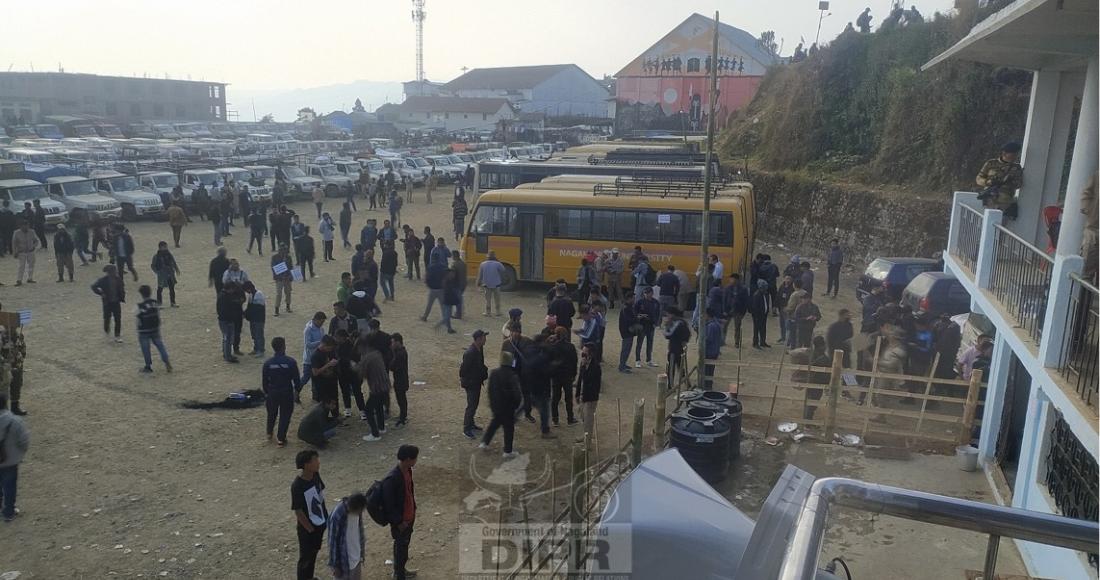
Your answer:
[957,445,979,472]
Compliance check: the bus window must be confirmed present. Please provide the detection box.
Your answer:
[684,213,734,245]
[592,210,615,238]
[471,205,516,235]
[555,209,591,238]
[638,212,684,243]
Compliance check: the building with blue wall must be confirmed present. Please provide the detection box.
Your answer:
[928,0,1098,578]
[441,64,611,119]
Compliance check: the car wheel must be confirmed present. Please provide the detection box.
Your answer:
[501,265,518,292]
[325,184,339,197]
[121,204,138,221]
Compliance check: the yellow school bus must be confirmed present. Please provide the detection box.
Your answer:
[462,180,755,290]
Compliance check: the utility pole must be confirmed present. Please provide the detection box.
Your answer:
[815,1,831,45]
[696,11,720,389]
[412,0,427,82]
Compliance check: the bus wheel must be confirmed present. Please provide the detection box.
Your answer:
[501,265,518,292]
[121,204,138,221]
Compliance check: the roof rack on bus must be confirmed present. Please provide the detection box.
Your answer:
[591,176,745,198]
[585,154,703,168]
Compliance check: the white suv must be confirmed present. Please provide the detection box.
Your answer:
[0,179,68,225]
[46,176,122,219]
[91,170,163,220]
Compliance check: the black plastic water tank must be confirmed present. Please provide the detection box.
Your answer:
[674,390,704,412]
[669,407,731,483]
[700,391,744,459]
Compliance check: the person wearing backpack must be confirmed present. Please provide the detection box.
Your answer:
[382,444,419,579]
[0,393,30,522]
[327,492,367,580]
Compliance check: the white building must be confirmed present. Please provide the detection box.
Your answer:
[927,0,1098,578]
[392,96,516,133]
[441,64,611,119]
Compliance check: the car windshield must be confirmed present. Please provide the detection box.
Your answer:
[6,185,47,201]
[109,176,140,191]
[99,127,123,138]
[448,155,464,164]
[319,166,338,176]
[865,259,894,281]
[411,158,429,167]
[226,171,249,182]
[252,168,275,179]
[63,181,99,196]
[905,274,937,296]
[75,126,97,137]
[368,161,383,171]
[283,167,306,178]
[152,175,179,187]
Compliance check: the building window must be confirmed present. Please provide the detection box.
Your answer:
[687,58,701,73]
[209,85,221,99]
[130,103,142,116]
[1044,412,1099,570]
[214,105,222,118]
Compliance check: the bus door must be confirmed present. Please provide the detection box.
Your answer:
[518,212,544,280]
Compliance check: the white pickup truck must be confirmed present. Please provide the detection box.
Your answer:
[216,167,271,203]
[275,166,323,199]
[46,176,122,220]
[89,170,163,220]
[306,163,354,197]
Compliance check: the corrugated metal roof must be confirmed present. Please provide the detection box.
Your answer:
[399,96,514,114]
[442,64,585,91]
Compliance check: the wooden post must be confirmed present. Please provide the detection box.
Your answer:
[860,336,883,440]
[824,349,844,436]
[915,353,941,437]
[521,499,534,575]
[959,370,984,445]
[568,443,586,577]
[654,374,668,450]
[631,399,645,467]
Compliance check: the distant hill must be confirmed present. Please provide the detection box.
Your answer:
[720,2,1030,192]
[229,80,405,122]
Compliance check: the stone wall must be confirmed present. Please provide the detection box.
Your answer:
[751,170,951,262]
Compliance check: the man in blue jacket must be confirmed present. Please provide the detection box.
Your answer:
[262,336,302,446]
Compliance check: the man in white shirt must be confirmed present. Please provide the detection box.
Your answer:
[476,251,507,317]
[709,254,724,282]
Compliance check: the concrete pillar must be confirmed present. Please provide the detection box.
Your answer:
[1016,70,1063,245]
[975,208,1004,289]
[1058,57,1099,258]
[978,335,1014,462]
[948,191,981,255]
[1037,254,1085,367]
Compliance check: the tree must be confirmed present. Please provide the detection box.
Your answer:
[758,30,779,55]
[259,113,275,123]
[352,98,366,113]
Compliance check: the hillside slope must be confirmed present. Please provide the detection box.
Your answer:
[721,5,1031,193]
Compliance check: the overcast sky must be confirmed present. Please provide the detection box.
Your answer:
[3,0,956,92]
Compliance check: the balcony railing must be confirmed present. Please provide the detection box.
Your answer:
[988,224,1054,345]
[1058,273,1099,410]
[954,203,983,272]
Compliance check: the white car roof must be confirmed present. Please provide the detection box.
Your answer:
[139,171,177,177]
[0,179,42,187]
[89,170,126,178]
[46,176,95,184]
[184,169,219,175]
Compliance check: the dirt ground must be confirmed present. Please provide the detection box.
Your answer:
[0,189,1021,579]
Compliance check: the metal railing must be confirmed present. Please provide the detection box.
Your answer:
[954,203,983,273]
[1044,412,1100,569]
[778,477,1100,580]
[988,224,1054,345]
[1058,273,1099,410]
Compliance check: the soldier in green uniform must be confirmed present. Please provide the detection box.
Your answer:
[6,327,26,416]
[976,142,1024,217]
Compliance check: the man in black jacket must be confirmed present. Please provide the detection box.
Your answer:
[547,286,576,333]
[617,294,637,373]
[480,351,522,457]
[459,330,489,439]
[208,247,230,294]
[522,334,556,438]
[381,444,419,580]
[549,327,578,426]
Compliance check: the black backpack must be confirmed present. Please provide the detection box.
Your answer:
[365,479,388,526]
[643,264,657,286]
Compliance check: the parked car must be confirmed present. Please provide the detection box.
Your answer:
[275,165,323,198]
[0,178,68,224]
[857,257,940,302]
[216,167,270,201]
[181,169,222,200]
[34,124,64,140]
[91,170,163,220]
[138,171,181,199]
[901,272,972,317]
[306,163,353,196]
[46,176,123,219]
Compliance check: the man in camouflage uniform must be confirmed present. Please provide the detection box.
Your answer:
[5,327,26,416]
[976,141,1023,217]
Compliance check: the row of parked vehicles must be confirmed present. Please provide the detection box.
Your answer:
[857,256,971,318]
